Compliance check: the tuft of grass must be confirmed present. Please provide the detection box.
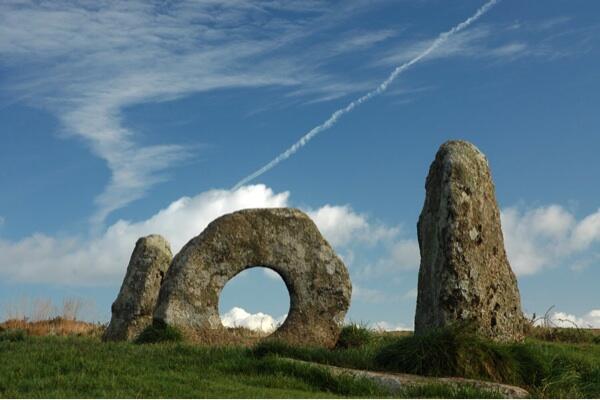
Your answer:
[372,325,600,398]
[135,321,183,344]
[335,323,374,349]
[374,324,523,382]
[0,329,27,342]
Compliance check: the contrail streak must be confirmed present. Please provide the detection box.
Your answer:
[232,0,500,190]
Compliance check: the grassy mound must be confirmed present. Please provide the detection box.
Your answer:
[374,325,600,398]
[135,321,183,344]
[1,321,598,398]
[374,324,530,382]
[253,325,600,398]
[335,323,374,349]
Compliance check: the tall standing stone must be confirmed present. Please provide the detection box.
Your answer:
[103,235,173,341]
[415,140,525,341]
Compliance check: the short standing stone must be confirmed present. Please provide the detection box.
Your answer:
[153,208,352,348]
[103,235,172,341]
[415,140,525,341]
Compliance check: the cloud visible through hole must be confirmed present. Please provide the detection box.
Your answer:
[220,306,286,333]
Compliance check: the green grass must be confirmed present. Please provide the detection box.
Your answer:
[0,335,386,398]
[0,335,504,398]
[134,320,183,344]
[256,325,600,398]
[0,329,27,342]
[374,325,525,381]
[335,323,374,349]
[1,327,598,398]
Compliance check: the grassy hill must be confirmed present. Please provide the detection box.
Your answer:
[0,323,599,398]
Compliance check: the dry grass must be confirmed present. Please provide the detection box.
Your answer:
[524,305,600,344]
[1,297,105,338]
[0,317,104,338]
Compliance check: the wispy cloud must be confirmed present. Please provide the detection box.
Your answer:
[0,0,383,224]
[380,14,598,67]
[232,0,501,189]
[2,2,589,225]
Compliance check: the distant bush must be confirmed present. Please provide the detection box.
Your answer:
[336,323,374,349]
[0,329,27,342]
[135,321,183,344]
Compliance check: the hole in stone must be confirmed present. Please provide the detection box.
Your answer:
[218,266,290,336]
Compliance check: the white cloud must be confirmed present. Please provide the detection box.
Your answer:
[307,205,368,247]
[353,284,393,304]
[377,17,587,68]
[354,203,600,280]
[334,29,396,54]
[357,238,420,279]
[389,240,421,270]
[487,42,528,58]
[352,284,418,305]
[0,185,287,285]
[220,306,287,333]
[501,205,600,275]
[0,184,398,285]
[534,309,600,329]
[307,204,398,247]
[371,320,412,332]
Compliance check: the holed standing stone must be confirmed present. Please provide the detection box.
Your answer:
[153,208,352,348]
[103,234,172,341]
[415,140,525,341]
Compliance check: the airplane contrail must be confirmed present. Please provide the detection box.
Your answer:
[232,0,500,190]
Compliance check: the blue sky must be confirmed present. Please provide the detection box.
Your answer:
[1,0,599,329]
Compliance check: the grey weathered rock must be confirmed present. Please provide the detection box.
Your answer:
[153,208,352,348]
[103,235,172,341]
[285,358,530,398]
[415,140,525,341]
